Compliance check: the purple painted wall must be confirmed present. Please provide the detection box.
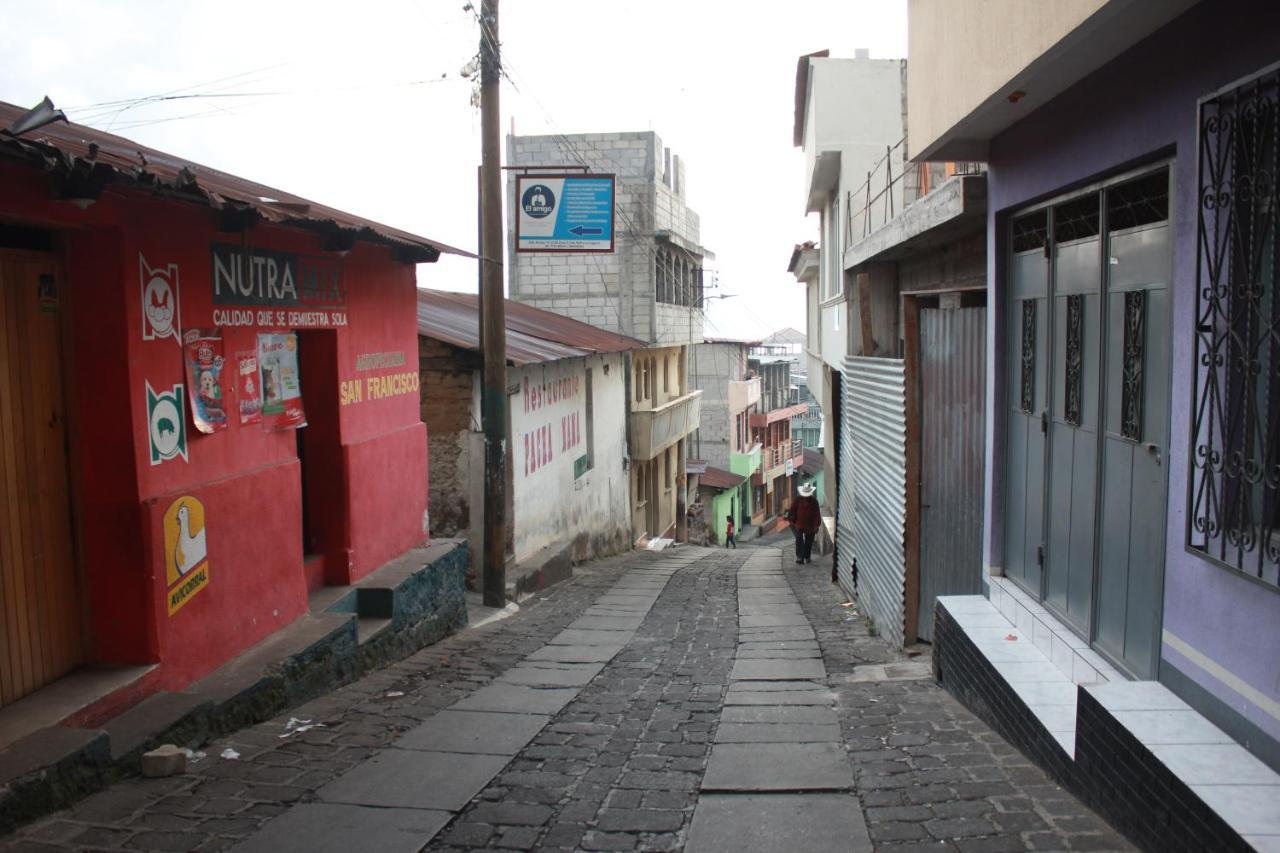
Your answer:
[981,0,1280,739]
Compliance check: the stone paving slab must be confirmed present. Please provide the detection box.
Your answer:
[497,662,605,687]
[727,679,828,692]
[566,615,646,631]
[735,648,822,660]
[318,748,510,811]
[525,643,624,663]
[450,682,580,715]
[737,640,822,650]
[549,628,640,646]
[686,794,871,853]
[737,626,816,642]
[739,614,811,628]
[230,803,451,853]
[730,658,827,682]
[702,742,854,791]
[714,722,843,743]
[721,705,840,724]
[739,604,805,616]
[395,709,549,755]
[722,689,835,706]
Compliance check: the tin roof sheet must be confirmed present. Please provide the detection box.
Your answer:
[417,288,645,366]
[699,465,746,491]
[0,100,470,261]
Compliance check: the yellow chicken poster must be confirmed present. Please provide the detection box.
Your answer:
[164,495,210,615]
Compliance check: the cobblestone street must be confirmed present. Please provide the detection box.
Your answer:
[0,541,1132,852]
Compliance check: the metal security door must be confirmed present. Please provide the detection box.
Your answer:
[918,307,986,641]
[1044,196,1102,633]
[1094,172,1170,678]
[1004,214,1050,594]
[1003,168,1170,675]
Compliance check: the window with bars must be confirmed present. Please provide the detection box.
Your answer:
[1188,62,1280,589]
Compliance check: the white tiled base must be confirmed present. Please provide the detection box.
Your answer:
[1089,680,1280,847]
[986,577,1114,685]
[939,590,1280,852]
[939,593,1078,755]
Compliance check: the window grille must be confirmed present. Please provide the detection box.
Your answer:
[1188,62,1280,589]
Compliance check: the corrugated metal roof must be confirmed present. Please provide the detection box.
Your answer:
[417,288,645,366]
[0,100,470,262]
[698,465,746,491]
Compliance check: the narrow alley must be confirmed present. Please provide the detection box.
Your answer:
[2,540,1130,853]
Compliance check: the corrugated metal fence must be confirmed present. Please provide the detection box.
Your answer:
[844,356,908,647]
[917,308,987,641]
[837,371,857,598]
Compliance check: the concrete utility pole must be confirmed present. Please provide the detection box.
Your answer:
[479,0,507,607]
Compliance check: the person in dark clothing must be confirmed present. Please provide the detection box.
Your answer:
[724,515,736,548]
[786,482,822,564]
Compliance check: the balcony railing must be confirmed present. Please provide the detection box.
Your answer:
[755,438,805,482]
[631,389,702,461]
[845,135,986,245]
[748,402,809,429]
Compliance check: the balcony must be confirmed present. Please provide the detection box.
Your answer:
[754,438,806,484]
[749,402,809,429]
[728,376,761,414]
[631,390,702,461]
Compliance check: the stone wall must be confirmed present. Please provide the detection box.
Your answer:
[418,336,480,540]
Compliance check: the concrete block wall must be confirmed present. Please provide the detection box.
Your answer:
[695,404,732,471]
[690,341,749,471]
[508,131,705,346]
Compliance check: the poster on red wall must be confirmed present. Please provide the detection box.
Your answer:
[236,351,262,425]
[183,328,228,434]
[258,332,306,430]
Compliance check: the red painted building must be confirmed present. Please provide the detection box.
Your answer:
[0,100,467,721]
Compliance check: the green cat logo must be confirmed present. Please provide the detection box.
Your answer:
[147,381,187,465]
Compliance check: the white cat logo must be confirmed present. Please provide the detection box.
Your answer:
[140,254,180,342]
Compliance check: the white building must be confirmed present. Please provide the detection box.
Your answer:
[507,131,707,541]
[418,290,641,589]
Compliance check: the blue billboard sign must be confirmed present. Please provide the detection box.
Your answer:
[515,174,615,253]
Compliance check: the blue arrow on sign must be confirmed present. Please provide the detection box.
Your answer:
[569,225,603,236]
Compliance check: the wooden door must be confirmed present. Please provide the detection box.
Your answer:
[0,252,82,708]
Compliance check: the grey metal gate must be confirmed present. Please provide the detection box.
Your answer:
[1002,168,1170,678]
[1094,190,1169,678]
[918,307,987,641]
[1005,216,1049,595]
[848,356,907,648]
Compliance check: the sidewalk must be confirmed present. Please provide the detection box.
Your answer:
[0,544,1133,852]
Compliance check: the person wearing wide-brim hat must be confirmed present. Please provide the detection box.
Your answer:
[786,481,822,564]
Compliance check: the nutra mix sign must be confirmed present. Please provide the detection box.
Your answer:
[210,243,348,327]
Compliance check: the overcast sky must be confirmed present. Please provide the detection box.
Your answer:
[0,1,906,339]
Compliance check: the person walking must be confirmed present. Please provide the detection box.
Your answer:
[786,482,821,564]
[724,515,736,549]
